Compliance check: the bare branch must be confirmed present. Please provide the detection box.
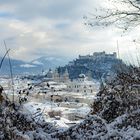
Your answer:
[86,0,140,31]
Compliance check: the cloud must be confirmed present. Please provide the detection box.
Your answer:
[0,0,139,64]
[0,0,96,20]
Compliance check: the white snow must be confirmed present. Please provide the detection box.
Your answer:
[20,64,36,68]
[32,61,43,65]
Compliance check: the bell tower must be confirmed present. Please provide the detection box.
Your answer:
[53,69,60,82]
[62,68,70,83]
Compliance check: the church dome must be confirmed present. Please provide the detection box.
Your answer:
[78,74,86,79]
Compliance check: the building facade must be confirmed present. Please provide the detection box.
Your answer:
[67,74,99,93]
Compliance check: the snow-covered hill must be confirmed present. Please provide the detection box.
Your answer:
[30,56,69,69]
[0,56,69,75]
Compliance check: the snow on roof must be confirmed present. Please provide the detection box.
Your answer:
[78,74,86,78]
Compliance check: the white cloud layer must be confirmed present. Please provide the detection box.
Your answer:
[0,0,139,64]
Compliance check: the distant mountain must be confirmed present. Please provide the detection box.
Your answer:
[0,57,25,75]
[0,56,69,75]
[30,56,69,69]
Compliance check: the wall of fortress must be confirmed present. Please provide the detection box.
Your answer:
[79,52,117,60]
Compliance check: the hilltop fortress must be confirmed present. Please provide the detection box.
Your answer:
[68,52,117,66]
[78,51,117,60]
[57,51,125,80]
[45,51,125,81]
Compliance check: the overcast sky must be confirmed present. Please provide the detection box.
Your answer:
[0,0,139,64]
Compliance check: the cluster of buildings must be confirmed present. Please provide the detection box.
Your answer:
[45,68,70,83]
[78,51,117,60]
[44,68,98,94]
[67,74,98,94]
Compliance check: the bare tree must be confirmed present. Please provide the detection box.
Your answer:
[85,0,140,31]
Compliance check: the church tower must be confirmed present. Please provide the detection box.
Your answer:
[62,68,70,83]
[53,69,60,82]
[46,69,53,79]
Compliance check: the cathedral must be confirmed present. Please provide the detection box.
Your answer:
[46,68,70,83]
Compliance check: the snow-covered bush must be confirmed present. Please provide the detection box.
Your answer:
[51,115,108,139]
[0,101,58,140]
[91,66,140,122]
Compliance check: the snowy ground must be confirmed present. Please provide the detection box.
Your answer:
[23,100,90,130]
